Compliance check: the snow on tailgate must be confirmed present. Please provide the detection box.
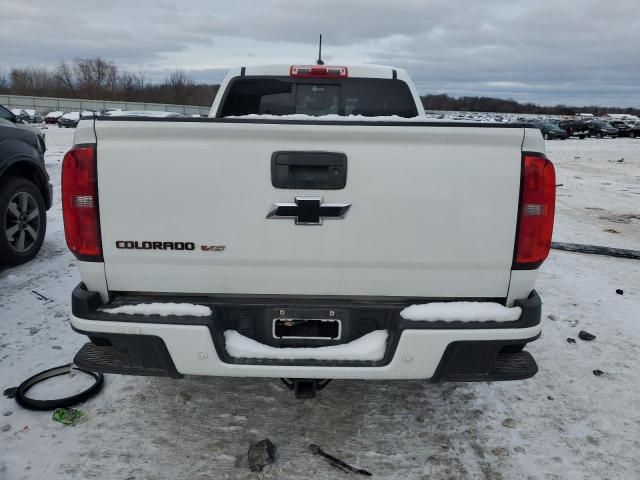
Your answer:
[101,303,212,317]
[400,302,522,322]
[225,114,450,121]
[224,330,389,361]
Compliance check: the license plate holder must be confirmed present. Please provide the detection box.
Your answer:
[272,318,342,340]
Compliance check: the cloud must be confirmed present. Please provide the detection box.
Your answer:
[1,0,639,106]
[485,82,533,89]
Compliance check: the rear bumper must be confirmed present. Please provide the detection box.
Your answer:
[70,284,542,381]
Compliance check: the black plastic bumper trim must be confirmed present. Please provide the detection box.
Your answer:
[72,283,541,330]
[430,333,541,383]
[72,333,182,378]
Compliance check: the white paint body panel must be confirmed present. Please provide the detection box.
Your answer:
[77,261,109,302]
[73,119,96,144]
[71,314,541,379]
[507,270,539,306]
[91,121,528,298]
[522,126,546,153]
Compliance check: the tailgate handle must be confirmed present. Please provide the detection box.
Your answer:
[271,151,347,189]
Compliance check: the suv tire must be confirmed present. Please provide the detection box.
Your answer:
[0,177,47,266]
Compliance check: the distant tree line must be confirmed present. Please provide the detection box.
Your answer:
[0,57,219,106]
[1,57,639,116]
[420,93,640,117]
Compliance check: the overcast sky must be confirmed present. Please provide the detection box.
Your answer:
[2,0,640,106]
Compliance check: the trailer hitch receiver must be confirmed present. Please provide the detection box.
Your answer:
[281,378,332,399]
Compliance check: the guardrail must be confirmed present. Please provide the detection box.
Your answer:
[0,94,210,116]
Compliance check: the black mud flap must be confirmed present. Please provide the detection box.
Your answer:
[74,335,182,378]
[432,339,539,383]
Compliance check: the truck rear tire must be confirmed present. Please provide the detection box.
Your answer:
[0,177,47,266]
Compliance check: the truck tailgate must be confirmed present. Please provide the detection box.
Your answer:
[95,120,524,299]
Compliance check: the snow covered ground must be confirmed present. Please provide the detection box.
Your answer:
[1,128,639,479]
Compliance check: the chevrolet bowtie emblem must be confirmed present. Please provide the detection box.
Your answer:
[267,197,351,225]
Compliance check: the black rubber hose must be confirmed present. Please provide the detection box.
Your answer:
[551,242,640,260]
[14,364,104,411]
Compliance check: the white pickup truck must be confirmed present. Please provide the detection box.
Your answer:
[63,64,555,398]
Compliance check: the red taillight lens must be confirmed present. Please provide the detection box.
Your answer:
[290,65,348,78]
[62,145,102,261]
[513,153,556,269]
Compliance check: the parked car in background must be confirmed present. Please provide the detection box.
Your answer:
[586,121,618,138]
[537,122,568,140]
[45,111,64,124]
[27,110,44,124]
[100,108,123,115]
[58,112,81,128]
[10,109,31,123]
[0,106,52,265]
[609,120,631,137]
[628,123,640,138]
[11,109,43,124]
[557,119,588,139]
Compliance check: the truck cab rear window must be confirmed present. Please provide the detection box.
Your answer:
[218,77,418,118]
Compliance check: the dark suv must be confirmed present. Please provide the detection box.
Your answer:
[557,120,588,139]
[0,104,52,265]
[609,121,632,137]
[587,121,618,138]
[537,122,568,140]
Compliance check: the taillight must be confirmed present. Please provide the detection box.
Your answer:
[62,145,102,261]
[513,153,556,269]
[290,65,348,78]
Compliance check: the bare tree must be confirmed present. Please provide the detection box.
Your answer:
[9,70,29,95]
[0,69,10,91]
[117,71,146,101]
[72,57,118,99]
[8,67,53,95]
[166,69,194,104]
[55,61,77,97]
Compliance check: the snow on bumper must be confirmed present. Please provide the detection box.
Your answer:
[70,313,541,380]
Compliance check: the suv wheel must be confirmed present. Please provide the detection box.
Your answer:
[596,132,603,139]
[631,132,636,138]
[544,133,550,140]
[0,177,47,266]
